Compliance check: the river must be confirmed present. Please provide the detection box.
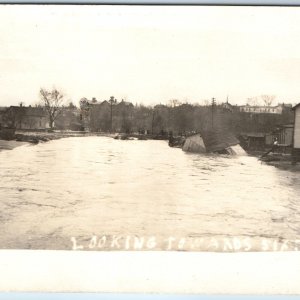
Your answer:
[0,136,300,251]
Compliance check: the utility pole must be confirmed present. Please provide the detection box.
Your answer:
[211,97,216,129]
[109,96,115,133]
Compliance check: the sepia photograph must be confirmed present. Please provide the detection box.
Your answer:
[0,4,300,255]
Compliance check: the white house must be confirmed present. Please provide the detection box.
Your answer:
[239,104,287,114]
[292,103,300,160]
[293,104,300,147]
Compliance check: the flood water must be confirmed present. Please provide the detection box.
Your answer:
[0,136,300,251]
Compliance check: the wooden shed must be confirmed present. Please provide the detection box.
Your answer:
[182,130,247,155]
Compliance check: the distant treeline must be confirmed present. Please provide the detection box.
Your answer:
[85,102,294,136]
[1,100,294,136]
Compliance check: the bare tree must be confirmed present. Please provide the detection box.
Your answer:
[40,88,64,129]
[246,96,260,106]
[202,99,211,106]
[168,99,181,108]
[261,95,276,106]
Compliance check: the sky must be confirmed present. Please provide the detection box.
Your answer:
[1,5,300,107]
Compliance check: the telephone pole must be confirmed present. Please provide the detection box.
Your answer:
[211,97,216,129]
[109,96,116,133]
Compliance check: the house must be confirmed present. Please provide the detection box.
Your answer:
[89,100,111,132]
[220,100,237,113]
[113,100,134,133]
[5,105,49,130]
[79,97,135,133]
[0,107,16,140]
[292,103,300,160]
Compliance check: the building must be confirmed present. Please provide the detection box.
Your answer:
[239,103,292,114]
[89,100,111,132]
[182,133,206,153]
[277,124,294,146]
[0,107,16,140]
[0,107,7,126]
[80,97,112,132]
[4,105,49,130]
[265,132,277,146]
[239,132,266,150]
[113,100,134,133]
[183,131,247,155]
[292,103,300,160]
[220,100,238,113]
[55,106,82,131]
[80,97,135,132]
[265,125,293,146]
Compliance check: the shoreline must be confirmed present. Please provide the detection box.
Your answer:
[14,130,168,143]
[264,160,300,171]
[0,140,28,151]
[0,131,114,151]
[15,130,115,143]
[2,132,300,171]
[0,131,168,152]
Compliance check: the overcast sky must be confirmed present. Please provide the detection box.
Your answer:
[1,5,300,107]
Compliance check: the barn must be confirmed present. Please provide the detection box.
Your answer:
[292,103,300,160]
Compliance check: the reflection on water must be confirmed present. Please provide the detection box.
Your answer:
[0,136,300,250]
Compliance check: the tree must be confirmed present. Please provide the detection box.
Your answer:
[202,99,211,106]
[40,88,65,129]
[261,95,276,106]
[68,101,76,108]
[168,99,181,108]
[246,96,260,106]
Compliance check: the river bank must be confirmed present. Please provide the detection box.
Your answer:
[14,130,116,144]
[5,130,168,144]
[0,130,116,151]
[256,151,300,171]
[0,131,168,152]
[0,140,28,151]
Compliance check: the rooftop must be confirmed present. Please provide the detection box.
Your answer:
[9,106,47,117]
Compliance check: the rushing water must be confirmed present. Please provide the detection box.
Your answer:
[0,136,300,251]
